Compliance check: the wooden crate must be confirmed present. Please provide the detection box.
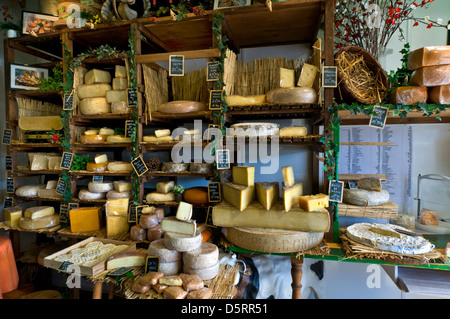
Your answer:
[43,237,135,276]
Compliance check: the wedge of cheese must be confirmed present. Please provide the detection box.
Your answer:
[114,180,132,192]
[156,181,174,194]
[20,215,60,230]
[3,207,22,227]
[94,154,108,164]
[69,207,102,233]
[255,182,279,210]
[222,183,255,212]
[105,198,129,216]
[232,166,255,186]
[84,69,111,84]
[280,68,295,88]
[282,183,303,212]
[106,215,129,237]
[161,216,197,236]
[24,206,55,220]
[297,63,318,88]
[298,194,329,212]
[281,166,295,187]
[176,201,193,221]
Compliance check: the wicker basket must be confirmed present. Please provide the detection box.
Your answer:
[334,46,389,105]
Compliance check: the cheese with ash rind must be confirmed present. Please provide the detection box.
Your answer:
[283,183,303,212]
[161,216,197,236]
[266,87,318,104]
[183,261,219,281]
[146,192,175,202]
[298,194,329,212]
[3,207,22,227]
[225,95,266,106]
[255,182,279,210]
[147,239,182,263]
[231,122,279,137]
[346,222,434,255]
[79,97,110,115]
[182,242,219,269]
[20,214,60,230]
[84,69,111,84]
[222,183,255,212]
[357,178,383,192]
[232,166,255,186]
[157,101,207,113]
[163,230,203,252]
[88,181,114,193]
[77,83,111,99]
[343,188,389,206]
[161,162,189,173]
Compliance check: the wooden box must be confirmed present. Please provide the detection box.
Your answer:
[43,236,135,276]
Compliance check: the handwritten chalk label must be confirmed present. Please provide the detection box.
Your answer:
[131,156,148,177]
[328,180,344,203]
[145,256,160,273]
[215,149,230,170]
[135,205,149,225]
[322,66,338,88]
[92,175,103,183]
[128,204,137,223]
[127,88,138,107]
[2,129,12,145]
[6,178,14,194]
[60,204,69,223]
[207,124,220,143]
[3,197,14,209]
[348,181,358,189]
[205,206,216,228]
[60,152,74,170]
[58,261,73,272]
[169,55,184,76]
[63,93,74,111]
[56,177,66,195]
[209,90,223,110]
[208,182,221,202]
[369,106,389,129]
[5,155,12,171]
[125,120,136,138]
[207,61,219,81]
[68,202,79,211]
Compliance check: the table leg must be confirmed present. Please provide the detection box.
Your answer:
[108,283,114,299]
[93,281,103,299]
[291,256,303,299]
[9,230,20,259]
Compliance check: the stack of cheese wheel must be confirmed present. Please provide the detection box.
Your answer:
[78,69,112,115]
[146,180,176,203]
[107,180,132,199]
[80,127,114,144]
[86,153,109,172]
[130,206,164,242]
[143,129,173,144]
[37,180,62,199]
[78,180,113,201]
[19,206,60,230]
[105,198,130,237]
[110,65,132,114]
[343,177,390,206]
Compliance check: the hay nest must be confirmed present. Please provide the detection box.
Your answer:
[335,46,388,105]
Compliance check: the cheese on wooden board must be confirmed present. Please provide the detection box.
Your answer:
[106,190,131,199]
[106,90,127,103]
[410,65,450,87]
[176,201,193,221]
[80,134,108,144]
[130,225,147,241]
[98,127,115,135]
[225,95,266,106]
[107,135,132,143]
[20,214,60,230]
[18,116,63,131]
[298,194,329,211]
[148,239,181,262]
[179,273,204,291]
[86,162,108,172]
[79,97,110,115]
[343,188,390,206]
[231,122,279,137]
[88,181,114,193]
[279,68,295,88]
[212,201,330,232]
[94,154,108,164]
[266,87,318,104]
[3,207,22,227]
[164,231,203,252]
[279,126,307,138]
[77,83,111,99]
[111,101,131,114]
[163,286,187,299]
[106,251,147,269]
[115,65,127,78]
[390,86,427,105]
[255,182,279,210]
[84,69,111,84]
[183,187,208,206]
[106,214,129,237]
[187,287,212,299]
[407,46,450,70]
[105,198,129,216]
[156,181,174,194]
[159,275,183,286]
[357,178,383,191]
[146,192,175,202]
[429,84,450,104]
[15,185,45,197]
[297,63,319,88]
[108,161,132,172]
[78,189,105,201]
[222,226,324,253]
[139,213,160,229]
[24,206,55,220]
[183,261,219,281]
[69,207,102,233]
[147,225,163,241]
[182,242,219,269]
[112,77,128,90]
[155,129,171,138]
[161,162,189,173]
[283,183,303,212]
[189,163,213,174]
[161,216,197,236]
[157,101,207,113]
[281,166,295,187]
[232,166,255,186]
[114,180,132,192]
[222,183,255,212]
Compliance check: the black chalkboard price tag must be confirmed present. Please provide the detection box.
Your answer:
[135,205,149,225]
[169,55,184,76]
[209,90,223,110]
[56,177,66,195]
[205,206,216,228]
[2,129,12,145]
[60,152,74,170]
[127,88,138,107]
[215,149,230,170]
[128,204,137,223]
[60,204,69,223]
[6,178,14,194]
[125,120,136,138]
[322,66,338,88]
[107,267,133,277]
[348,181,358,189]
[5,155,12,171]
[208,182,221,203]
[145,256,160,274]
[369,106,389,129]
[58,261,73,272]
[207,61,219,81]
[92,175,103,183]
[3,197,14,209]
[63,92,74,111]
[328,180,344,203]
[131,156,148,177]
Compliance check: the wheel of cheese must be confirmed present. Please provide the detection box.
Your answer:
[266,87,318,104]
[79,97,111,115]
[230,122,279,137]
[148,239,182,263]
[15,185,45,197]
[222,227,324,253]
[343,188,390,206]
[189,163,213,174]
[19,214,60,230]
[80,135,108,144]
[183,187,209,206]
[106,190,131,199]
[111,101,132,114]
[86,162,108,172]
[157,101,207,113]
[161,162,189,173]
[146,192,175,202]
[346,222,434,255]
[106,135,132,143]
[143,135,173,143]
[107,161,132,172]
[158,260,182,276]
[279,126,307,138]
[78,188,105,201]
[77,83,111,99]
[163,231,202,252]
[182,242,219,269]
[225,95,266,106]
[183,261,220,281]
[88,181,114,193]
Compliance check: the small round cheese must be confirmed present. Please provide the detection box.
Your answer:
[80,134,108,144]
[86,162,108,172]
[88,181,114,193]
[139,213,160,229]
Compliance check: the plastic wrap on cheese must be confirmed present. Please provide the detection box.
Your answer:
[266,87,318,104]
[407,46,450,70]
[428,84,450,104]
[409,65,450,87]
[157,101,207,113]
[225,95,266,106]
[390,86,427,105]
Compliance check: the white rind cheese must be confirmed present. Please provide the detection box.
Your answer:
[343,188,390,206]
[230,122,279,137]
[158,260,182,276]
[182,242,219,269]
[182,261,219,281]
[147,239,182,263]
[78,188,105,201]
[146,192,175,202]
[163,231,202,252]
[88,181,114,193]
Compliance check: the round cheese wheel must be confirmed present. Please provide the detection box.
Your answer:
[148,239,181,263]
[182,261,220,281]
[106,190,131,199]
[343,188,390,206]
[163,231,202,252]
[98,127,115,135]
[143,135,173,143]
[79,97,111,115]
[19,214,60,230]
[189,163,213,174]
[107,161,132,172]
[161,162,189,173]
[106,135,132,143]
[183,187,209,206]
[266,87,318,104]
[158,260,182,276]
[225,95,266,107]
[86,162,108,172]
[182,242,219,269]
[146,192,175,202]
[157,101,207,114]
[77,83,112,99]
[15,185,46,197]
[78,188,105,201]
[230,122,279,137]
[88,181,114,193]
[80,134,108,144]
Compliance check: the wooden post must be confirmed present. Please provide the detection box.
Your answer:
[92,281,102,299]
[291,256,304,299]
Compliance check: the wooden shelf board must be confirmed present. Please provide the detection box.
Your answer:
[72,113,132,124]
[72,142,132,150]
[141,141,208,152]
[144,170,214,179]
[70,170,131,177]
[13,195,62,203]
[12,89,63,104]
[9,142,62,151]
[0,222,61,234]
[338,109,450,125]
[13,169,62,176]
[149,111,212,122]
